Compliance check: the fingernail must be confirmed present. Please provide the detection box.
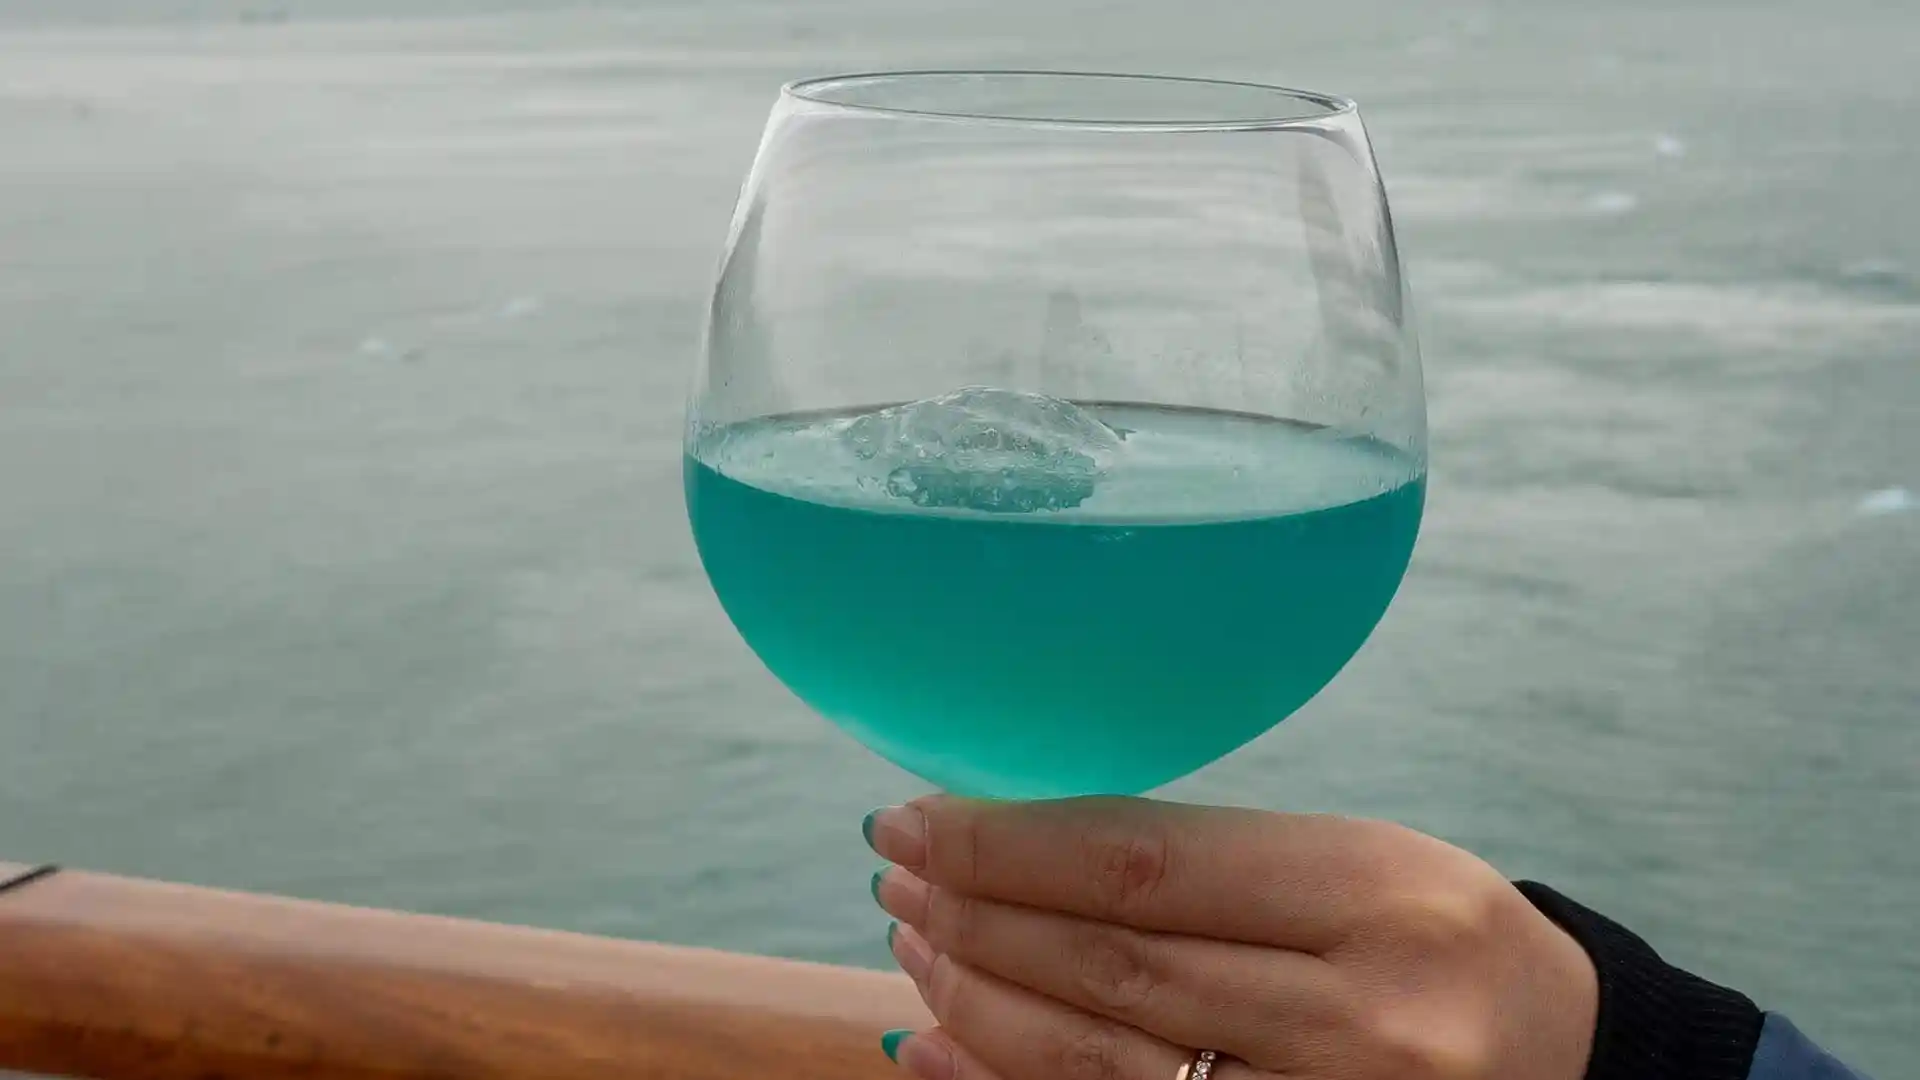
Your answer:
[865,805,927,868]
[870,868,887,907]
[898,1032,955,1080]
[889,920,936,984]
[874,868,930,924]
[880,1029,911,1063]
[862,809,881,849]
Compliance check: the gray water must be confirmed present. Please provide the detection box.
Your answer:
[1,1,1915,1072]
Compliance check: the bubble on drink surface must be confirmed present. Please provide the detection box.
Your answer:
[834,387,1124,513]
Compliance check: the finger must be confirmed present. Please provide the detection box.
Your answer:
[878,871,1350,1072]
[882,1028,998,1080]
[890,919,937,990]
[913,948,1279,1080]
[865,796,1418,949]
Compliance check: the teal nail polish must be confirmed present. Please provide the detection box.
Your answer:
[862,809,880,850]
[871,869,886,906]
[881,1029,912,1063]
[887,920,899,950]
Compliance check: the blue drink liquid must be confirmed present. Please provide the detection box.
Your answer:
[685,404,1424,798]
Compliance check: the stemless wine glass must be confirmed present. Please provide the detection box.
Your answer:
[685,72,1425,799]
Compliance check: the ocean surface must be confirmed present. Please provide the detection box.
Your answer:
[1,0,1914,1072]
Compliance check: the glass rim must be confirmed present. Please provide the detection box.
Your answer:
[781,70,1358,131]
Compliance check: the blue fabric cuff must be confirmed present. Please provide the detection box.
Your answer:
[1747,1014,1872,1080]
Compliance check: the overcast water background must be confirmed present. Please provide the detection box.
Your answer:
[1,1,1915,1072]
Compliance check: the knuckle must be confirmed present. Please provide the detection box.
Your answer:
[944,1042,976,1080]
[1371,1012,1494,1080]
[1081,823,1171,920]
[927,953,966,1022]
[1399,880,1504,958]
[1351,988,1497,1080]
[1344,820,1431,884]
[933,798,986,893]
[1282,973,1362,1041]
[1070,922,1161,1016]
[926,889,983,957]
[1242,971,1361,1071]
[1057,1022,1128,1080]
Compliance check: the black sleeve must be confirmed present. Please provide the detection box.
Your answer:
[1514,881,1765,1080]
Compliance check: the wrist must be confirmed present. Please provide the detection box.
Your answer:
[1534,901,1601,1080]
[1514,882,1763,1080]
[1500,883,1598,1080]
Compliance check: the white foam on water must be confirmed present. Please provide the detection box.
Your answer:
[1587,190,1639,215]
[1449,280,1920,352]
[1856,488,1915,517]
[497,295,543,320]
[357,336,422,361]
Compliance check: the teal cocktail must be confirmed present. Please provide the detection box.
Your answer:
[685,73,1427,797]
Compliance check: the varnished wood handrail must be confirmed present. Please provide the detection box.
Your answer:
[0,864,929,1080]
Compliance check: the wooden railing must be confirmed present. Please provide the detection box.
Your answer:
[0,860,928,1080]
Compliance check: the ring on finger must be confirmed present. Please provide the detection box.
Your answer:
[1175,1048,1220,1080]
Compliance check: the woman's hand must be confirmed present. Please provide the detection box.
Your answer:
[865,797,1597,1080]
